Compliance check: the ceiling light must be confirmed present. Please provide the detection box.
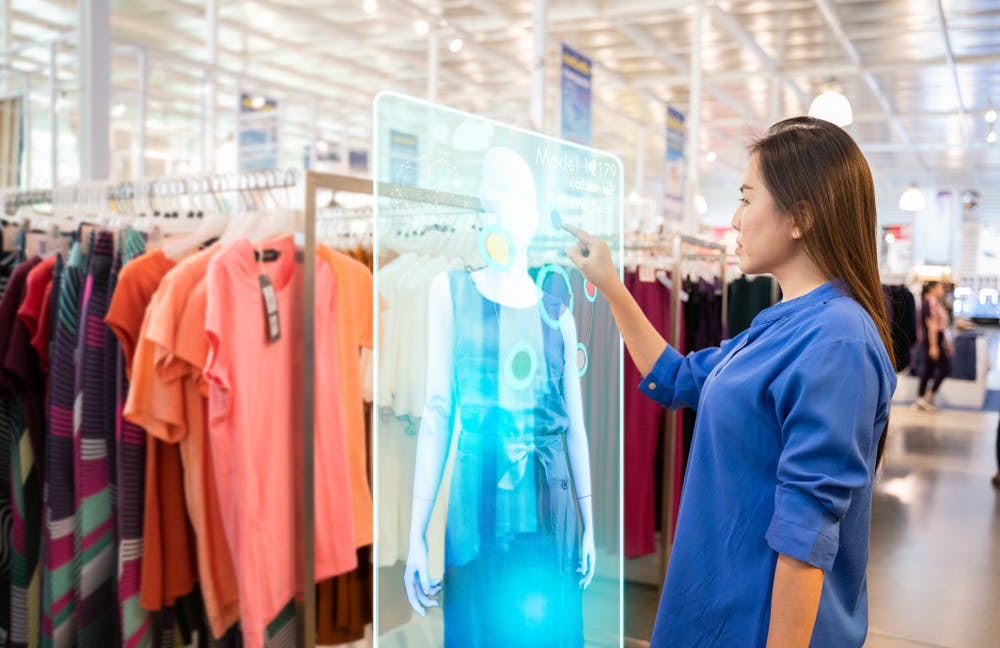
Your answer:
[112,104,126,117]
[251,95,266,110]
[705,151,717,163]
[362,0,377,14]
[885,232,897,244]
[898,183,926,212]
[988,130,998,144]
[449,38,463,53]
[316,140,330,154]
[808,83,853,127]
[695,195,708,215]
[986,108,997,123]
[413,19,429,35]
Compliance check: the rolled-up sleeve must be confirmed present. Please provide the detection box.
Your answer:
[639,334,746,410]
[765,339,881,571]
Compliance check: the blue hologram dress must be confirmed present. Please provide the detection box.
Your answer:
[441,270,584,648]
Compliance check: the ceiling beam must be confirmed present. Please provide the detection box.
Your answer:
[812,0,928,174]
[934,0,972,149]
[706,3,812,108]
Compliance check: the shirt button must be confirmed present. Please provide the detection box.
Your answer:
[561,480,569,490]
[648,382,657,389]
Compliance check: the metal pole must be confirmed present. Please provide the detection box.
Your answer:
[78,0,111,181]
[531,0,548,131]
[138,48,147,177]
[301,172,317,648]
[683,0,703,232]
[49,41,58,186]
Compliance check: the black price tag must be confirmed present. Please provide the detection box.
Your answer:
[259,274,281,343]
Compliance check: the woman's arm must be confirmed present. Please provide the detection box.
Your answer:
[926,304,940,360]
[403,271,456,615]
[559,312,596,588]
[564,226,667,376]
[766,553,824,647]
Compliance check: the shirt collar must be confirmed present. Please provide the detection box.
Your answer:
[751,279,847,326]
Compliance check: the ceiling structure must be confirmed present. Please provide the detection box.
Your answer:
[3,0,1000,221]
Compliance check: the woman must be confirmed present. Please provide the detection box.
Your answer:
[565,117,897,647]
[915,281,952,412]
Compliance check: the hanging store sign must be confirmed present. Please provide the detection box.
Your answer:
[389,130,419,186]
[237,92,280,172]
[560,44,592,146]
[664,105,685,222]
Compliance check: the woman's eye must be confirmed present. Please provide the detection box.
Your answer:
[738,198,749,206]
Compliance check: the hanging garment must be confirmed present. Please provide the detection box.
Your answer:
[440,270,583,648]
[123,250,202,616]
[122,243,240,639]
[1,255,43,648]
[0,231,19,647]
[104,230,158,648]
[44,244,86,648]
[73,231,118,646]
[569,269,619,553]
[623,269,671,558]
[203,237,356,648]
[727,275,775,338]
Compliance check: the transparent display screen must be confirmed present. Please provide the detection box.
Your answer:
[374,92,622,647]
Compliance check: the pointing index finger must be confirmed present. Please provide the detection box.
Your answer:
[561,223,591,242]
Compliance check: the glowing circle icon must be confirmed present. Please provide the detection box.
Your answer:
[535,264,574,329]
[478,224,515,270]
[575,343,589,377]
[504,342,538,391]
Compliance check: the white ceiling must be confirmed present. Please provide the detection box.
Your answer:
[4,0,1000,220]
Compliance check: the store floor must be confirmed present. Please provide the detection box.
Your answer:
[623,404,1000,647]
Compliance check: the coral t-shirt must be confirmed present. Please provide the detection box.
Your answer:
[144,248,241,638]
[203,237,356,648]
[317,245,374,547]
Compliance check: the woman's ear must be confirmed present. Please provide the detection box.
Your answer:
[791,201,815,239]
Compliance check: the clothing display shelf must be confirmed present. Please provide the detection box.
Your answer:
[623,233,728,589]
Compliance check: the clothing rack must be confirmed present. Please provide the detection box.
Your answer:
[624,232,728,589]
[2,169,303,217]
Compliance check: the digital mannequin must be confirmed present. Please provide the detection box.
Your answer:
[402,147,595,647]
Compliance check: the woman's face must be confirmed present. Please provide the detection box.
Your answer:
[731,155,801,276]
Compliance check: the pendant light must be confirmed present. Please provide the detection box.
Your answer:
[898,183,926,212]
[808,80,854,127]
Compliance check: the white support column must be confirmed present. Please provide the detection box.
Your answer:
[531,0,548,132]
[204,0,217,172]
[49,42,58,186]
[138,48,147,178]
[1,0,10,93]
[634,126,646,196]
[78,0,111,182]
[683,0,703,232]
[428,30,439,103]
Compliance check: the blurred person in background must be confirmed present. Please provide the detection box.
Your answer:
[915,281,952,412]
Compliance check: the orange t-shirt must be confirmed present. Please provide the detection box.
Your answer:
[105,248,177,379]
[120,252,203,611]
[140,246,241,638]
[203,237,356,648]
[317,245,374,547]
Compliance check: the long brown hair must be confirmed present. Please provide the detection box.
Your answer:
[749,116,896,468]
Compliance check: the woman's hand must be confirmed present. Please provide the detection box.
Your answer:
[578,526,596,589]
[929,345,940,361]
[563,225,619,294]
[403,536,442,616]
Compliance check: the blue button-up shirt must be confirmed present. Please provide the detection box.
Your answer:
[642,280,896,647]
